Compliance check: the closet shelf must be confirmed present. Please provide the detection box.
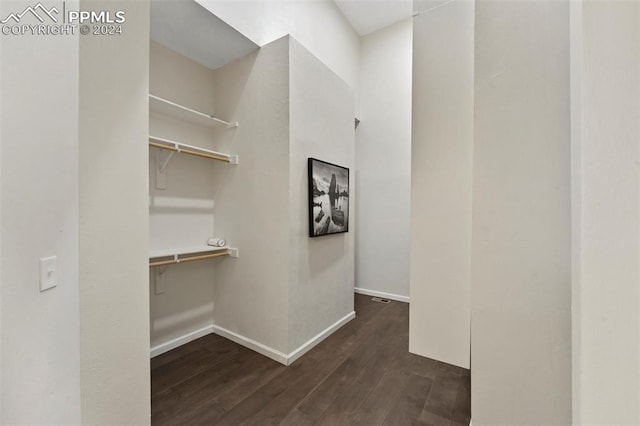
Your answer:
[149,136,239,165]
[149,94,239,129]
[149,245,239,268]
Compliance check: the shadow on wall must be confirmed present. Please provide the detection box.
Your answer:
[213,52,259,126]
[211,52,259,201]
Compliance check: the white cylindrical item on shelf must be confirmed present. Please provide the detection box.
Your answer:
[207,238,226,247]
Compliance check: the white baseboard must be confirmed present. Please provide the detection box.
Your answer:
[287,311,356,365]
[151,312,356,366]
[354,287,410,303]
[150,324,214,358]
[211,324,288,365]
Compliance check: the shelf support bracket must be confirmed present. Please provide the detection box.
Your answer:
[154,266,168,295]
[156,148,176,190]
[159,148,176,172]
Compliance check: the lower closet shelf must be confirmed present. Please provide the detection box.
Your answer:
[149,245,239,267]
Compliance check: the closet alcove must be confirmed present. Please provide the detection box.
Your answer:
[148,0,355,367]
[148,0,257,357]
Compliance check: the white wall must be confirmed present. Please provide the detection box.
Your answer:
[573,1,640,423]
[0,25,3,422]
[409,0,473,369]
[78,0,151,423]
[212,35,355,362]
[0,1,81,423]
[471,1,572,423]
[213,37,292,356]
[196,0,360,110]
[148,41,218,351]
[355,19,412,302]
[289,37,355,353]
[569,0,582,421]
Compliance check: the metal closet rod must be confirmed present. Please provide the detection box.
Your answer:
[149,251,230,268]
[149,141,232,163]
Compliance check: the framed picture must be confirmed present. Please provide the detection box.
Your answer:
[308,158,349,237]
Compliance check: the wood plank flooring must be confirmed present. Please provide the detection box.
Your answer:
[151,294,471,425]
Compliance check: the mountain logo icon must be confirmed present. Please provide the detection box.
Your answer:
[1,2,60,24]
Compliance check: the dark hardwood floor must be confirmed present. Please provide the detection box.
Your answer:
[152,294,471,425]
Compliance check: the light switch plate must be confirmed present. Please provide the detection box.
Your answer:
[39,256,58,292]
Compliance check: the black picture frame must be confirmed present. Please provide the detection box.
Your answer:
[308,158,350,237]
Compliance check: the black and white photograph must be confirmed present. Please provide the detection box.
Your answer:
[308,158,349,237]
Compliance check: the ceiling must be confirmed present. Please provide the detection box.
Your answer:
[150,0,455,68]
[333,0,414,36]
[150,0,259,70]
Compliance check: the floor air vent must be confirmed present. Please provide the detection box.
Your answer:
[371,297,391,304]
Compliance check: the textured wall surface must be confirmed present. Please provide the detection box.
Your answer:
[471,1,572,423]
[79,0,151,423]
[410,0,473,369]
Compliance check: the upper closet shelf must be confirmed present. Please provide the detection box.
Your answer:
[149,94,239,129]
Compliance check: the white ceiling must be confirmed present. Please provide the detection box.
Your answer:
[150,0,259,70]
[333,0,414,36]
